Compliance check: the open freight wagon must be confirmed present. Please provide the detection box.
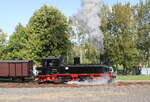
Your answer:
[0,60,33,82]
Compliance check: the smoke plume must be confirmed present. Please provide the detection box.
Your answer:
[73,0,104,53]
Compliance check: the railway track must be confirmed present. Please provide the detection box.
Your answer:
[0,81,150,88]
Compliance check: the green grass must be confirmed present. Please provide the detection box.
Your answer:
[116,75,150,80]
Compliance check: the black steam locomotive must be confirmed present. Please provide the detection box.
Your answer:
[35,56,114,83]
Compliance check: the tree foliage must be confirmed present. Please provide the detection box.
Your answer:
[134,0,150,66]
[2,23,28,60]
[26,5,71,63]
[100,4,138,74]
[0,5,71,64]
[100,0,150,74]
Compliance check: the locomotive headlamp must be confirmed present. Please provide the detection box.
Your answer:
[65,67,69,70]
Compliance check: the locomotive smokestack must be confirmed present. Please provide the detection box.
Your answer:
[74,56,80,64]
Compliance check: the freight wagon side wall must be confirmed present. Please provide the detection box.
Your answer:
[0,63,9,76]
[0,61,33,77]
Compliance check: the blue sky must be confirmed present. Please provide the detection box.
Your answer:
[0,0,138,36]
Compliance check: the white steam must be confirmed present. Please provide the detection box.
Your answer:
[71,0,104,53]
[67,76,110,85]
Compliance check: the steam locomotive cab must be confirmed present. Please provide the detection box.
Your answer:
[41,56,62,67]
[36,56,63,75]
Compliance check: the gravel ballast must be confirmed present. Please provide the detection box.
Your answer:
[0,83,150,102]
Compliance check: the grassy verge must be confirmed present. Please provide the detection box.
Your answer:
[116,75,150,80]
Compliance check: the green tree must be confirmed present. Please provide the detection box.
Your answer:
[9,23,27,51]
[134,0,150,66]
[26,5,71,64]
[1,23,29,60]
[1,5,71,64]
[100,4,138,74]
